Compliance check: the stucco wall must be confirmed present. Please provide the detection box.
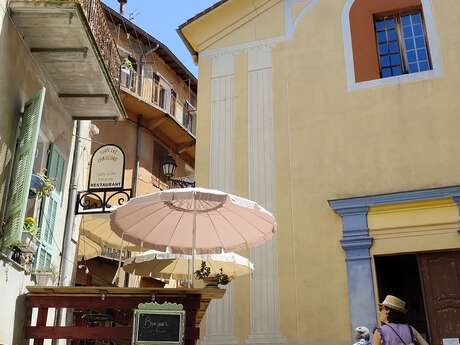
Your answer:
[91,119,188,196]
[188,0,460,344]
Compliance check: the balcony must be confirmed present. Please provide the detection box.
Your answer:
[9,0,126,120]
[119,71,196,167]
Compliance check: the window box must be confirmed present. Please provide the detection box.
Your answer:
[5,240,36,268]
[20,232,38,254]
[31,266,58,286]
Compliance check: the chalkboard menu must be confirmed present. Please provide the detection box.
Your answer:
[133,309,186,345]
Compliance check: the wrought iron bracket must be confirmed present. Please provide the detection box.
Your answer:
[75,188,132,214]
[168,178,196,189]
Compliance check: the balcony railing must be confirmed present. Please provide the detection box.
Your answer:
[76,0,121,88]
[120,71,196,135]
[100,246,131,261]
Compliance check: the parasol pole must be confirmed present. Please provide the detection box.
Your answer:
[112,232,125,285]
[191,190,197,288]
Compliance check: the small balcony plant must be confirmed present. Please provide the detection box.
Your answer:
[194,261,231,288]
[121,57,134,71]
[22,216,40,251]
[5,217,40,266]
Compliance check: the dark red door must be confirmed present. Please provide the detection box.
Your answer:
[418,251,460,345]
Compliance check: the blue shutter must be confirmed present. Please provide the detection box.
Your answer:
[37,144,65,269]
[3,88,46,245]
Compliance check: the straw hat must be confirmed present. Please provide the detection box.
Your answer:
[379,295,407,313]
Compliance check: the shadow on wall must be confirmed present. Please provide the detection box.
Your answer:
[12,294,27,344]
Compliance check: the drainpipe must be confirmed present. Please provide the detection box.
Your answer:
[59,120,81,286]
[54,120,81,330]
[139,44,160,98]
[132,114,142,196]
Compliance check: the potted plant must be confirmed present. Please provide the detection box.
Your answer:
[121,57,134,71]
[21,217,40,253]
[29,171,55,199]
[194,261,231,288]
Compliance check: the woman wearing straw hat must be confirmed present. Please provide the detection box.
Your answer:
[372,295,429,345]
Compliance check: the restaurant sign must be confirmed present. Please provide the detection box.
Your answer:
[88,144,125,190]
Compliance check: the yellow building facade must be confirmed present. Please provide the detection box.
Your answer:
[179,1,460,345]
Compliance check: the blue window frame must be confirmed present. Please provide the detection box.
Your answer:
[375,11,431,78]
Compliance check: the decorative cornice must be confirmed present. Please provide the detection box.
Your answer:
[452,196,460,213]
[200,36,284,59]
[285,0,320,40]
[200,0,321,59]
[329,186,460,211]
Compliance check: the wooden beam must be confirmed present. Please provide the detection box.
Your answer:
[148,117,167,130]
[59,93,109,103]
[25,326,131,340]
[177,140,195,153]
[26,295,186,309]
[31,47,88,58]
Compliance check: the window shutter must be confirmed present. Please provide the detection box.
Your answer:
[37,144,65,269]
[3,88,46,245]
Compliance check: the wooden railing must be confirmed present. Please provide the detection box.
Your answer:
[76,0,121,88]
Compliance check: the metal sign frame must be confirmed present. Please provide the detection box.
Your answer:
[76,144,131,214]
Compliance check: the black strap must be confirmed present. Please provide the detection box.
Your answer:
[383,323,410,345]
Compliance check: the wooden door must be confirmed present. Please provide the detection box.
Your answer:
[418,251,460,345]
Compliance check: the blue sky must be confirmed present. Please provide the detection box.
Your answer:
[102,0,220,76]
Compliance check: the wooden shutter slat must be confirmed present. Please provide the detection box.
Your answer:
[3,88,46,245]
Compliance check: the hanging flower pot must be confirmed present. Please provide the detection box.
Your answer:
[28,171,55,199]
[29,174,45,199]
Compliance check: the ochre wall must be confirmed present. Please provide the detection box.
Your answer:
[188,0,460,344]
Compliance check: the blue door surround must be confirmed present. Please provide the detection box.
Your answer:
[328,185,460,335]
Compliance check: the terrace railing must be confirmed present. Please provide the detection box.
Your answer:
[76,0,121,88]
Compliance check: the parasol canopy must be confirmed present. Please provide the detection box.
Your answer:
[109,187,276,254]
[77,234,102,261]
[80,214,138,250]
[123,250,254,280]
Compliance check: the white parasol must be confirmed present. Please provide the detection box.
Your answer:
[123,250,254,280]
[109,187,276,254]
